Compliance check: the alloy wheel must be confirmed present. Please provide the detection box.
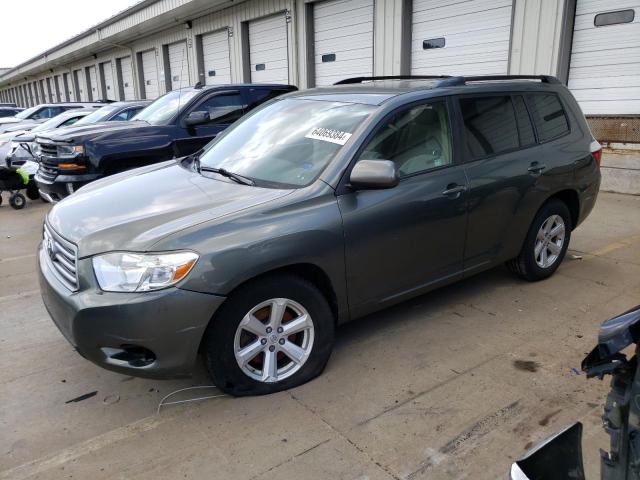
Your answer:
[233,298,315,383]
[534,214,565,268]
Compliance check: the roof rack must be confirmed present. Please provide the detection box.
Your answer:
[333,74,561,86]
[333,75,453,85]
[443,75,561,86]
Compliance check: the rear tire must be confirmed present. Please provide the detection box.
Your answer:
[507,199,571,281]
[202,274,335,396]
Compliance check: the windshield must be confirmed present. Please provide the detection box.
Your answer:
[31,114,76,132]
[15,106,39,119]
[134,90,199,125]
[198,99,374,188]
[74,105,119,125]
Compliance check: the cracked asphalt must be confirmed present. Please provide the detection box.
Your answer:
[1,191,639,479]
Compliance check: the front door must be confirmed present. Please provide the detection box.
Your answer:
[338,99,468,317]
[175,90,247,156]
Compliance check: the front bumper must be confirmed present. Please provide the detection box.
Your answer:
[35,172,101,202]
[37,243,226,378]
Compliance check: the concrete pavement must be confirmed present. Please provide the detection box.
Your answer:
[1,191,639,479]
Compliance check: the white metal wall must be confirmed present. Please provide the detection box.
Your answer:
[568,0,640,115]
[201,29,232,85]
[313,0,374,86]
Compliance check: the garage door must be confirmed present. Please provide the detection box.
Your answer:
[101,62,116,101]
[168,41,190,90]
[313,0,374,86]
[118,56,135,100]
[141,50,160,99]
[74,69,87,101]
[201,29,231,85]
[54,76,62,102]
[248,14,289,83]
[48,78,57,102]
[411,0,513,76]
[63,73,73,101]
[88,66,98,101]
[568,1,640,115]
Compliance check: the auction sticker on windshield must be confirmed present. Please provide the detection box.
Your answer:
[305,127,352,145]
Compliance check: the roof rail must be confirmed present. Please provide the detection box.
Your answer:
[440,75,562,86]
[334,75,452,85]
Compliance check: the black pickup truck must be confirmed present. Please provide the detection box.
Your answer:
[35,83,296,201]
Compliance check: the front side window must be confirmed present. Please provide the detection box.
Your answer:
[134,89,200,125]
[526,94,569,143]
[198,98,374,188]
[75,105,119,125]
[358,101,452,177]
[460,96,519,160]
[192,93,245,125]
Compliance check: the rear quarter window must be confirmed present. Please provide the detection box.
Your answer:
[460,96,520,160]
[526,93,570,143]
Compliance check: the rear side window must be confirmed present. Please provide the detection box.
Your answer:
[460,96,519,160]
[526,94,569,142]
[513,96,536,147]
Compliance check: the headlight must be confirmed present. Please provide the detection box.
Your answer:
[57,144,84,157]
[92,251,199,292]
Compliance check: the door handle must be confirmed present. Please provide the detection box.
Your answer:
[528,163,547,174]
[441,184,467,198]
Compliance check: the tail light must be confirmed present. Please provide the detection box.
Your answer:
[590,140,602,167]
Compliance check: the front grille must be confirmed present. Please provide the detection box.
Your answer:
[37,161,58,182]
[43,223,79,291]
[39,143,58,157]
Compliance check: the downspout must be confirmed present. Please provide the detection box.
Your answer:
[94,28,140,98]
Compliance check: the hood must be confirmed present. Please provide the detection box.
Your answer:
[0,117,21,126]
[37,120,151,143]
[47,160,293,257]
[0,118,35,132]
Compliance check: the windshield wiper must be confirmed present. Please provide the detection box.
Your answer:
[198,163,255,186]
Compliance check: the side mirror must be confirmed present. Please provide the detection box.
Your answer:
[184,110,210,127]
[350,160,398,190]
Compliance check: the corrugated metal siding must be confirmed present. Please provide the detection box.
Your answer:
[568,0,640,115]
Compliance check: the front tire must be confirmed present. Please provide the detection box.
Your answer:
[507,199,572,281]
[202,274,335,396]
[9,193,26,210]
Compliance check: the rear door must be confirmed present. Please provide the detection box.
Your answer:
[174,90,247,156]
[458,94,544,273]
[338,98,468,317]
